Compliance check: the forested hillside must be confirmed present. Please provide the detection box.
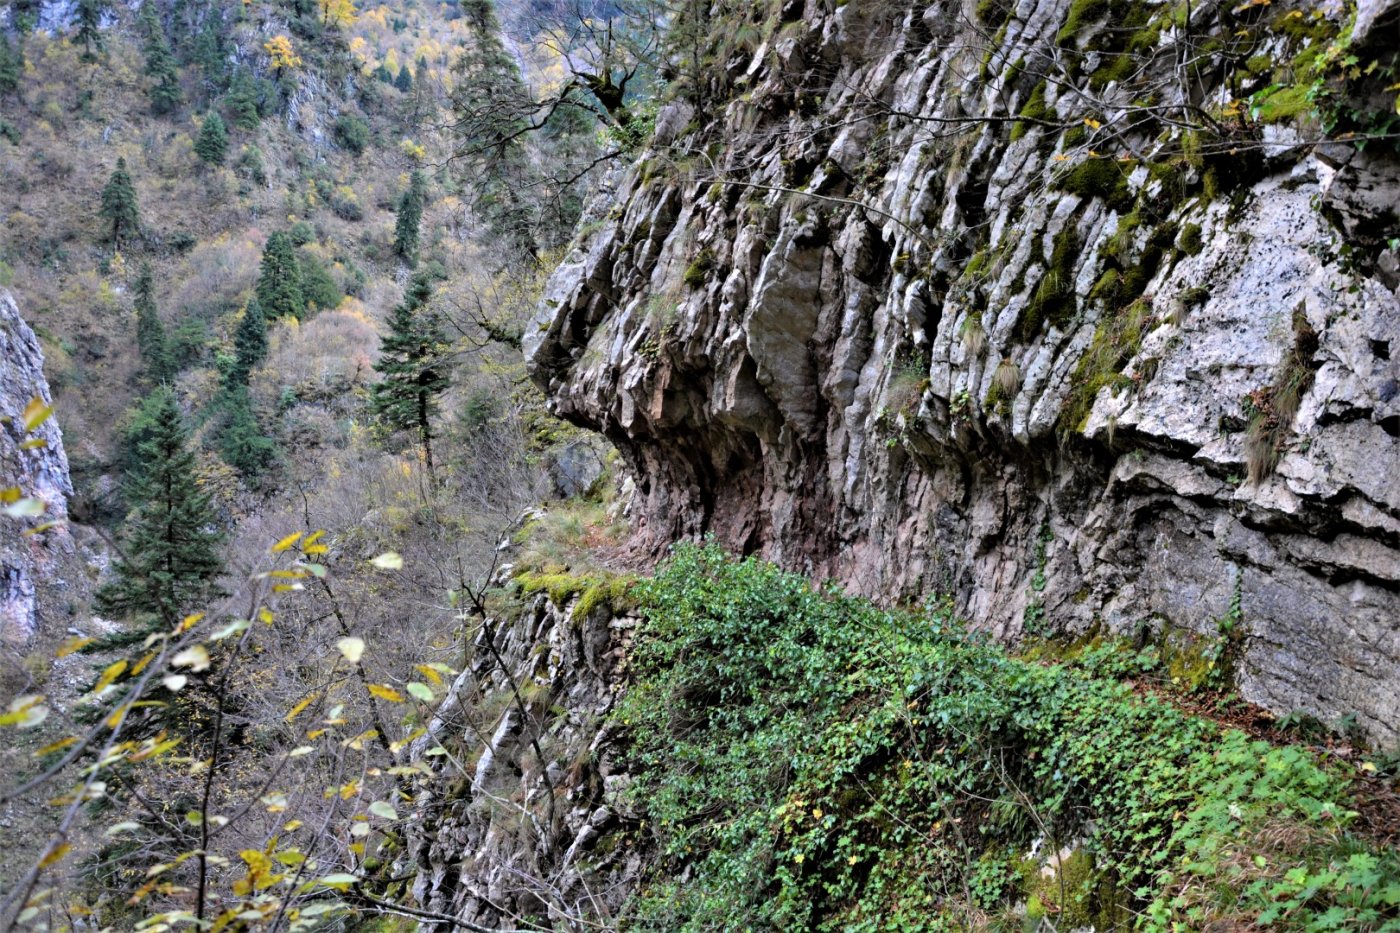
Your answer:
[1,0,1398,930]
[0,0,631,927]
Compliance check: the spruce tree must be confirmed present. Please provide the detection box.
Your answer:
[100,158,141,246]
[450,2,540,257]
[0,34,23,97]
[141,2,181,115]
[370,272,448,475]
[96,386,224,629]
[395,63,413,92]
[191,17,228,90]
[217,385,276,479]
[134,263,173,383]
[194,111,228,165]
[392,170,427,266]
[73,0,107,63]
[229,297,267,385]
[225,68,261,130]
[255,231,305,319]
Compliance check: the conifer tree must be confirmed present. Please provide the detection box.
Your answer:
[395,63,413,92]
[141,2,182,115]
[73,0,107,63]
[11,0,40,33]
[370,272,448,476]
[225,68,261,129]
[450,2,540,257]
[217,385,276,479]
[0,34,23,97]
[100,158,140,247]
[255,231,305,319]
[392,170,427,266]
[229,298,267,385]
[134,263,174,383]
[194,111,228,165]
[192,17,228,90]
[96,386,224,628]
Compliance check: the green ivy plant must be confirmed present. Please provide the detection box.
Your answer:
[613,543,1400,930]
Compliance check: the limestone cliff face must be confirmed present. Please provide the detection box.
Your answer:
[525,0,1400,739]
[0,288,74,644]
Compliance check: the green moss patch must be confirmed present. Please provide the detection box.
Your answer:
[1019,226,1080,342]
[1051,157,1135,213]
[514,570,638,618]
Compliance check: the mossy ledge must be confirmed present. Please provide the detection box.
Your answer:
[514,569,638,618]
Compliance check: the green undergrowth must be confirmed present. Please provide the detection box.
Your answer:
[616,544,1400,930]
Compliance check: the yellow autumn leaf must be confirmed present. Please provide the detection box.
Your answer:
[34,736,78,757]
[22,397,54,432]
[286,694,318,722]
[171,645,211,672]
[367,684,404,703]
[271,532,304,553]
[56,636,94,658]
[40,842,72,869]
[95,660,128,693]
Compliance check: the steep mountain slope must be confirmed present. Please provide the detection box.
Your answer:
[525,0,1400,741]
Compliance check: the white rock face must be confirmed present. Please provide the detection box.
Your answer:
[525,1,1400,740]
[0,288,74,644]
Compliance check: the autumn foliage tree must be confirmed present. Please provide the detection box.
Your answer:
[264,34,302,77]
[319,0,357,29]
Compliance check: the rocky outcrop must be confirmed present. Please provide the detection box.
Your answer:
[525,0,1400,740]
[0,288,73,645]
[409,585,642,928]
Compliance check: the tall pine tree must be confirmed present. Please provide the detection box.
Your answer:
[96,386,224,629]
[194,111,228,165]
[140,2,181,115]
[100,158,140,246]
[134,263,173,383]
[217,386,276,479]
[255,231,306,320]
[370,272,448,476]
[0,34,23,97]
[392,170,427,266]
[229,297,267,385]
[73,0,107,63]
[225,68,261,129]
[450,1,540,258]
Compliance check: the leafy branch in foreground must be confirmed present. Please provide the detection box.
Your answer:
[1,403,465,930]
